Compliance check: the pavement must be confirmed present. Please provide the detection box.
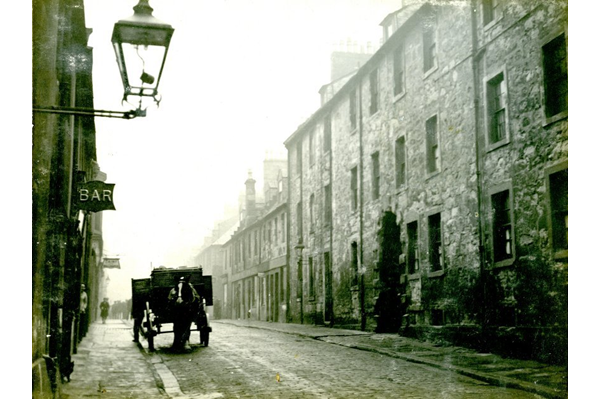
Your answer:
[60,318,568,399]
[59,319,169,399]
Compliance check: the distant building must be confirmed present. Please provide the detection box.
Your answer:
[215,155,289,323]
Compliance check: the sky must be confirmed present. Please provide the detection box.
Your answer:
[82,0,403,301]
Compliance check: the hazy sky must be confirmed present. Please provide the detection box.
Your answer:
[81,0,407,300]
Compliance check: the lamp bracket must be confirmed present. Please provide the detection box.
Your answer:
[33,106,146,119]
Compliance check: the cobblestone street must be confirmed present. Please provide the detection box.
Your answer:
[147,321,544,399]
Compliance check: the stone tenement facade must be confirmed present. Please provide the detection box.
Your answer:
[220,159,290,323]
[283,0,567,364]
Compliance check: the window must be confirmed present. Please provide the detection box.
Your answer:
[395,136,406,188]
[297,254,303,282]
[296,201,303,238]
[324,184,332,225]
[487,72,507,145]
[407,221,419,274]
[349,89,357,131]
[324,115,332,153]
[543,34,568,118]
[274,218,278,242]
[428,213,443,272]
[393,44,405,96]
[425,116,440,173]
[423,26,436,72]
[371,152,380,199]
[351,242,359,286]
[482,0,500,25]
[492,189,513,263]
[296,142,302,175]
[369,69,379,115]
[309,130,315,166]
[549,168,568,254]
[309,194,315,231]
[350,167,358,211]
[308,257,315,298]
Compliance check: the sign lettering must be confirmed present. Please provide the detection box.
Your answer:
[75,181,116,212]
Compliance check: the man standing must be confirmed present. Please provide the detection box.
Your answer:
[168,276,200,351]
[79,284,88,341]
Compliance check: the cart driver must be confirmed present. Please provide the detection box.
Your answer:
[168,276,201,351]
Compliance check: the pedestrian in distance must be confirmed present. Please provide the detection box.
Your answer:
[100,298,110,324]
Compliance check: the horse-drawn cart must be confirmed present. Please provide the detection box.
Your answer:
[131,266,212,351]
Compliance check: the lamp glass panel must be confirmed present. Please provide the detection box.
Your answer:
[119,42,167,93]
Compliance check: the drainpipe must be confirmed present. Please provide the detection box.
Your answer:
[470,0,488,346]
[358,82,366,331]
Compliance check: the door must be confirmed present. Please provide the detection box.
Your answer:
[324,252,333,323]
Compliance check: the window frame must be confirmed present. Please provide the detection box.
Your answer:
[423,23,437,74]
[371,151,380,200]
[393,43,406,100]
[542,32,568,124]
[489,183,516,268]
[349,88,358,132]
[296,141,302,175]
[350,166,358,212]
[546,162,568,259]
[395,135,407,189]
[324,184,332,226]
[482,0,501,27]
[484,68,510,151]
[427,211,444,275]
[425,115,440,175]
[407,220,420,276]
[323,114,332,153]
[369,68,379,116]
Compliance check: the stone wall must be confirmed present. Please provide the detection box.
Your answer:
[283,0,567,364]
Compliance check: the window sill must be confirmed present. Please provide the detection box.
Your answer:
[423,65,438,80]
[491,257,515,269]
[393,91,406,103]
[408,272,420,281]
[554,249,568,260]
[486,138,510,153]
[368,110,380,120]
[426,171,441,181]
[483,16,502,31]
[544,110,568,127]
[428,269,444,278]
[395,185,407,196]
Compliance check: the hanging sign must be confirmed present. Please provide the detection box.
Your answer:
[102,258,121,269]
[75,181,116,212]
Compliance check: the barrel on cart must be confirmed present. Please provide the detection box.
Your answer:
[131,266,212,351]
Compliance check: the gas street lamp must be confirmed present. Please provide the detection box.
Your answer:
[112,0,174,105]
[33,0,174,119]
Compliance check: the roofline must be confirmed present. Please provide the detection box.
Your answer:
[283,2,429,148]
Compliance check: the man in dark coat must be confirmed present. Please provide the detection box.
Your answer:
[168,276,200,351]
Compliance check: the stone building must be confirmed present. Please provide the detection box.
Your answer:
[472,0,568,363]
[194,213,238,320]
[220,157,289,323]
[283,0,567,364]
[32,0,106,396]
